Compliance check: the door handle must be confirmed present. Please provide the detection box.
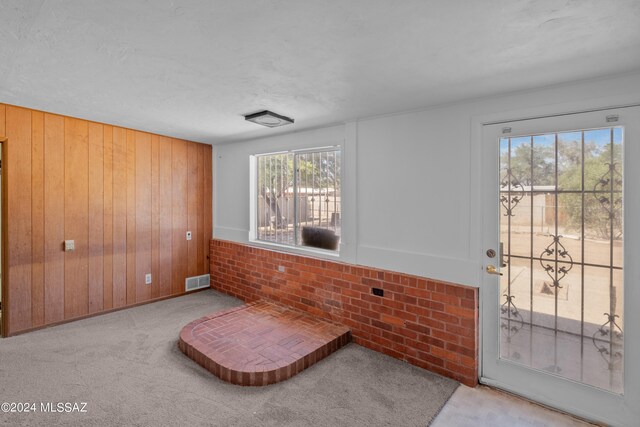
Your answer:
[486,265,503,276]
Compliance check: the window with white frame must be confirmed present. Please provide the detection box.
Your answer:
[254,147,341,251]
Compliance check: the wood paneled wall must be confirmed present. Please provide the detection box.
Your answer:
[0,104,212,335]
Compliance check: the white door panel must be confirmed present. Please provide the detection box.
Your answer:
[480,106,640,426]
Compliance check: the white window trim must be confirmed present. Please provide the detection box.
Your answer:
[249,145,345,259]
[246,239,341,260]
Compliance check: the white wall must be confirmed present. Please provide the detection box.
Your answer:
[214,71,640,287]
[214,124,351,252]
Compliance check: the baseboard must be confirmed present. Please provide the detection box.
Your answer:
[3,287,210,337]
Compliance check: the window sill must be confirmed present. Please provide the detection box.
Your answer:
[247,239,341,261]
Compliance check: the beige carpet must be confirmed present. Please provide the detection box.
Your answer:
[0,289,458,426]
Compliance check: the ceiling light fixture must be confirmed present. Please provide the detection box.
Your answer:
[244,110,294,128]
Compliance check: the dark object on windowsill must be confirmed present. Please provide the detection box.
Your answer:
[301,227,340,251]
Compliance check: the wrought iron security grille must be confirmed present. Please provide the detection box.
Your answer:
[499,127,623,393]
[256,148,341,248]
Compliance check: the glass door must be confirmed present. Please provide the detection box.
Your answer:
[481,107,640,426]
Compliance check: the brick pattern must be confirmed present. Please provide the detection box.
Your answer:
[179,301,351,386]
[210,239,479,387]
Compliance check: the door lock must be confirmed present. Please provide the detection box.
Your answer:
[486,265,503,276]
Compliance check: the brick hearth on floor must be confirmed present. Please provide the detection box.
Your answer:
[210,239,478,387]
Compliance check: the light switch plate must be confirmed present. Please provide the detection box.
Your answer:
[145,273,152,285]
[186,231,192,241]
[64,240,75,252]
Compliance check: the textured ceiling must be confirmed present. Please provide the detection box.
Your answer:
[1,0,639,144]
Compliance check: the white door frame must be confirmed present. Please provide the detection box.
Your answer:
[476,106,640,426]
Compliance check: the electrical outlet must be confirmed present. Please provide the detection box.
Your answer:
[64,240,75,252]
[145,273,152,285]
[277,265,285,273]
[372,288,384,297]
[186,231,192,241]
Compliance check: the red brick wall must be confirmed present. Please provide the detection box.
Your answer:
[210,239,478,387]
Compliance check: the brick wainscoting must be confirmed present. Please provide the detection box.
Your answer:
[210,239,478,387]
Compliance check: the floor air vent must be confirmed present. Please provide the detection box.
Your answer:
[185,274,210,292]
